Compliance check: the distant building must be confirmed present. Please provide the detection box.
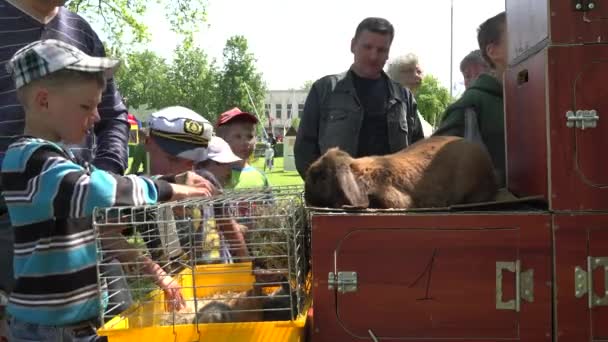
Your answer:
[264,90,308,138]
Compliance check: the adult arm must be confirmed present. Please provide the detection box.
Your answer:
[294,82,322,178]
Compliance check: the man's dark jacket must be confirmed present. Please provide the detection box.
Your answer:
[294,70,424,178]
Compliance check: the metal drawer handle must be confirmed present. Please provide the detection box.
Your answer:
[496,260,534,312]
[575,256,608,308]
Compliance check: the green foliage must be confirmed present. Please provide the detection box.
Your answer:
[115,36,267,127]
[214,36,267,125]
[416,75,454,127]
[114,50,168,110]
[301,80,314,92]
[67,0,207,47]
[164,45,219,121]
[290,117,301,131]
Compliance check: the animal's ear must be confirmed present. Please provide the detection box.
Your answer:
[336,165,369,208]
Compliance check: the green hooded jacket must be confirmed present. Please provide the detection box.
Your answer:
[433,73,505,187]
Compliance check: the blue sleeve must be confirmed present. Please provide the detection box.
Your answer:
[2,143,169,226]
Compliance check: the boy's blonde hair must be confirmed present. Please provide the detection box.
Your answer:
[16,69,106,108]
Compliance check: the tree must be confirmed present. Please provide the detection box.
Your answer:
[165,45,219,121]
[291,117,301,131]
[215,36,267,129]
[114,50,169,110]
[301,80,314,92]
[416,75,454,128]
[67,0,207,47]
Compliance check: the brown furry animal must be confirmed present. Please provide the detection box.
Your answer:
[304,136,498,209]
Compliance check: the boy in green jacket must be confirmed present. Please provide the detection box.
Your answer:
[434,11,507,187]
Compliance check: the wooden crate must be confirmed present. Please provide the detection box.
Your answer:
[505,44,608,211]
[310,211,552,342]
[554,213,608,341]
[507,0,608,64]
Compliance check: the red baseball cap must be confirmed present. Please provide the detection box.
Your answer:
[216,107,259,127]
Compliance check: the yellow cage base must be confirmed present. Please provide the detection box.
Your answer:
[98,262,309,342]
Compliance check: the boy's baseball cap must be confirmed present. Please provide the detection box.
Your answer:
[147,106,214,162]
[6,39,120,89]
[203,136,242,164]
[216,107,259,127]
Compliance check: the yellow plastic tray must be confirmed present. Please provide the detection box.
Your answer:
[98,262,308,342]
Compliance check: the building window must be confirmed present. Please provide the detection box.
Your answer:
[287,104,292,119]
[298,103,304,117]
[275,104,282,119]
[264,103,270,116]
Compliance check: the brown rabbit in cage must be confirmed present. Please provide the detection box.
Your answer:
[304,135,498,209]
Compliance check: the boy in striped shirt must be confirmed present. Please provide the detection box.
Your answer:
[1,39,208,341]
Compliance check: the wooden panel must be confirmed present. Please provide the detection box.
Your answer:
[504,50,548,200]
[505,45,608,211]
[506,0,548,63]
[548,45,608,210]
[311,213,552,342]
[554,214,608,342]
[506,0,608,62]
[589,228,608,340]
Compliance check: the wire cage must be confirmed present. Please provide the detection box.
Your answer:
[93,185,310,338]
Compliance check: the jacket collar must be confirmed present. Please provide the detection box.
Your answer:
[334,68,402,102]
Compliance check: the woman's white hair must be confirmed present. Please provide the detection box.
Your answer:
[387,53,419,79]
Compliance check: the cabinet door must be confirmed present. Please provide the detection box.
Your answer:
[555,214,608,341]
[311,213,552,342]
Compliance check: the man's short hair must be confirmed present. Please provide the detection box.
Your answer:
[354,17,395,42]
[387,53,419,80]
[477,11,506,68]
[459,49,489,73]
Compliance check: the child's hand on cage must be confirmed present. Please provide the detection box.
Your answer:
[169,183,214,201]
[158,275,186,312]
[175,171,219,195]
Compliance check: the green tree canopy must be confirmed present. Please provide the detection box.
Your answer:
[214,35,267,128]
[115,50,169,110]
[416,75,454,128]
[67,0,207,47]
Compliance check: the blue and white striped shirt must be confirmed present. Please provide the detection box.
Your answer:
[0,0,129,175]
[1,136,172,325]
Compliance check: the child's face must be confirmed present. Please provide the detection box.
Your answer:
[144,136,194,175]
[488,26,508,71]
[220,121,256,161]
[205,161,232,185]
[46,80,102,144]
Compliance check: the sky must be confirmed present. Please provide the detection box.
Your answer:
[92,0,505,95]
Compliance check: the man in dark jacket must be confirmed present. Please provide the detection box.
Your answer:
[294,17,424,178]
[434,11,507,187]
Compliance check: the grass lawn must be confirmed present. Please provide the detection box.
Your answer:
[251,157,304,187]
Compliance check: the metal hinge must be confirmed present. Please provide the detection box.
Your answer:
[566,110,599,130]
[328,271,358,293]
[575,256,608,308]
[496,260,534,312]
[574,0,596,11]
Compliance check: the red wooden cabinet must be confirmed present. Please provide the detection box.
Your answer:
[310,212,552,342]
[506,0,608,64]
[554,214,608,341]
[505,44,608,211]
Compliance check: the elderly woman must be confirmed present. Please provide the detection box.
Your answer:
[387,53,433,137]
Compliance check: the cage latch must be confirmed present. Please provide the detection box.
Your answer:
[328,271,358,293]
[575,256,608,308]
[566,110,599,130]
